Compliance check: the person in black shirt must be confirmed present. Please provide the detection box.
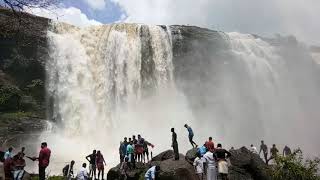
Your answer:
[215,143,231,180]
[259,140,268,164]
[171,128,179,160]
[283,145,292,157]
[86,150,97,179]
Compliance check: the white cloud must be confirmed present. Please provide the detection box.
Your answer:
[83,0,106,10]
[29,7,102,27]
[112,0,320,45]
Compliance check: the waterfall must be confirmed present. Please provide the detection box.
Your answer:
[43,23,192,173]
[42,23,320,174]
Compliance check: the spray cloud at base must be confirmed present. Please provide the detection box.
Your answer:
[38,23,320,174]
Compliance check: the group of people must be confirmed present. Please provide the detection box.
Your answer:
[249,140,292,164]
[171,124,231,180]
[2,142,51,180]
[2,147,26,180]
[63,149,107,180]
[118,134,154,167]
[2,125,295,180]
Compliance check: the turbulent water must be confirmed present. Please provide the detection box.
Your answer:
[41,23,320,174]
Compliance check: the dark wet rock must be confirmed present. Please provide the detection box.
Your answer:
[108,153,197,180]
[185,148,197,164]
[152,150,174,161]
[157,157,197,180]
[107,162,147,180]
[185,147,270,180]
[229,147,270,180]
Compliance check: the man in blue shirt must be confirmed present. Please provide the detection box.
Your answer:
[184,124,198,148]
[145,165,160,180]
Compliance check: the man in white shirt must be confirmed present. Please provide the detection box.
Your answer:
[193,152,205,180]
[4,147,13,160]
[145,165,160,180]
[249,144,258,154]
[77,163,88,180]
[203,151,217,180]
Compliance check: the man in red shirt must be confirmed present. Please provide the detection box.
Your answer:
[205,137,215,152]
[30,142,51,180]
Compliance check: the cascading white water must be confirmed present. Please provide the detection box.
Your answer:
[42,23,192,174]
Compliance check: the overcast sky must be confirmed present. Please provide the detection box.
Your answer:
[30,0,320,45]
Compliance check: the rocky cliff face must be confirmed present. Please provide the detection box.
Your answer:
[0,8,50,144]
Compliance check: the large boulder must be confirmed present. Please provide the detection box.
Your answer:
[155,156,197,180]
[107,162,147,180]
[185,147,270,180]
[185,148,197,164]
[229,147,270,180]
[108,153,197,180]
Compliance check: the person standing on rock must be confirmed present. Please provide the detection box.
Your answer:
[193,152,205,180]
[126,141,135,169]
[205,137,215,152]
[215,143,231,180]
[171,128,179,160]
[132,135,138,161]
[259,140,268,164]
[143,139,154,163]
[203,148,217,180]
[184,124,198,148]
[30,142,51,180]
[85,150,97,179]
[119,141,127,163]
[268,144,279,164]
[283,145,292,157]
[144,165,160,180]
[96,150,106,180]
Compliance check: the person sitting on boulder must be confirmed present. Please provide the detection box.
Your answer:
[63,160,75,180]
[215,143,231,180]
[203,149,217,180]
[259,140,268,164]
[249,144,258,154]
[76,163,88,180]
[184,124,198,148]
[283,145,291,157]
[120,157,129,180]
[171,128,179,160]
[205,137,215,152]
[144,165,160,180]
[193,152,205,180]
